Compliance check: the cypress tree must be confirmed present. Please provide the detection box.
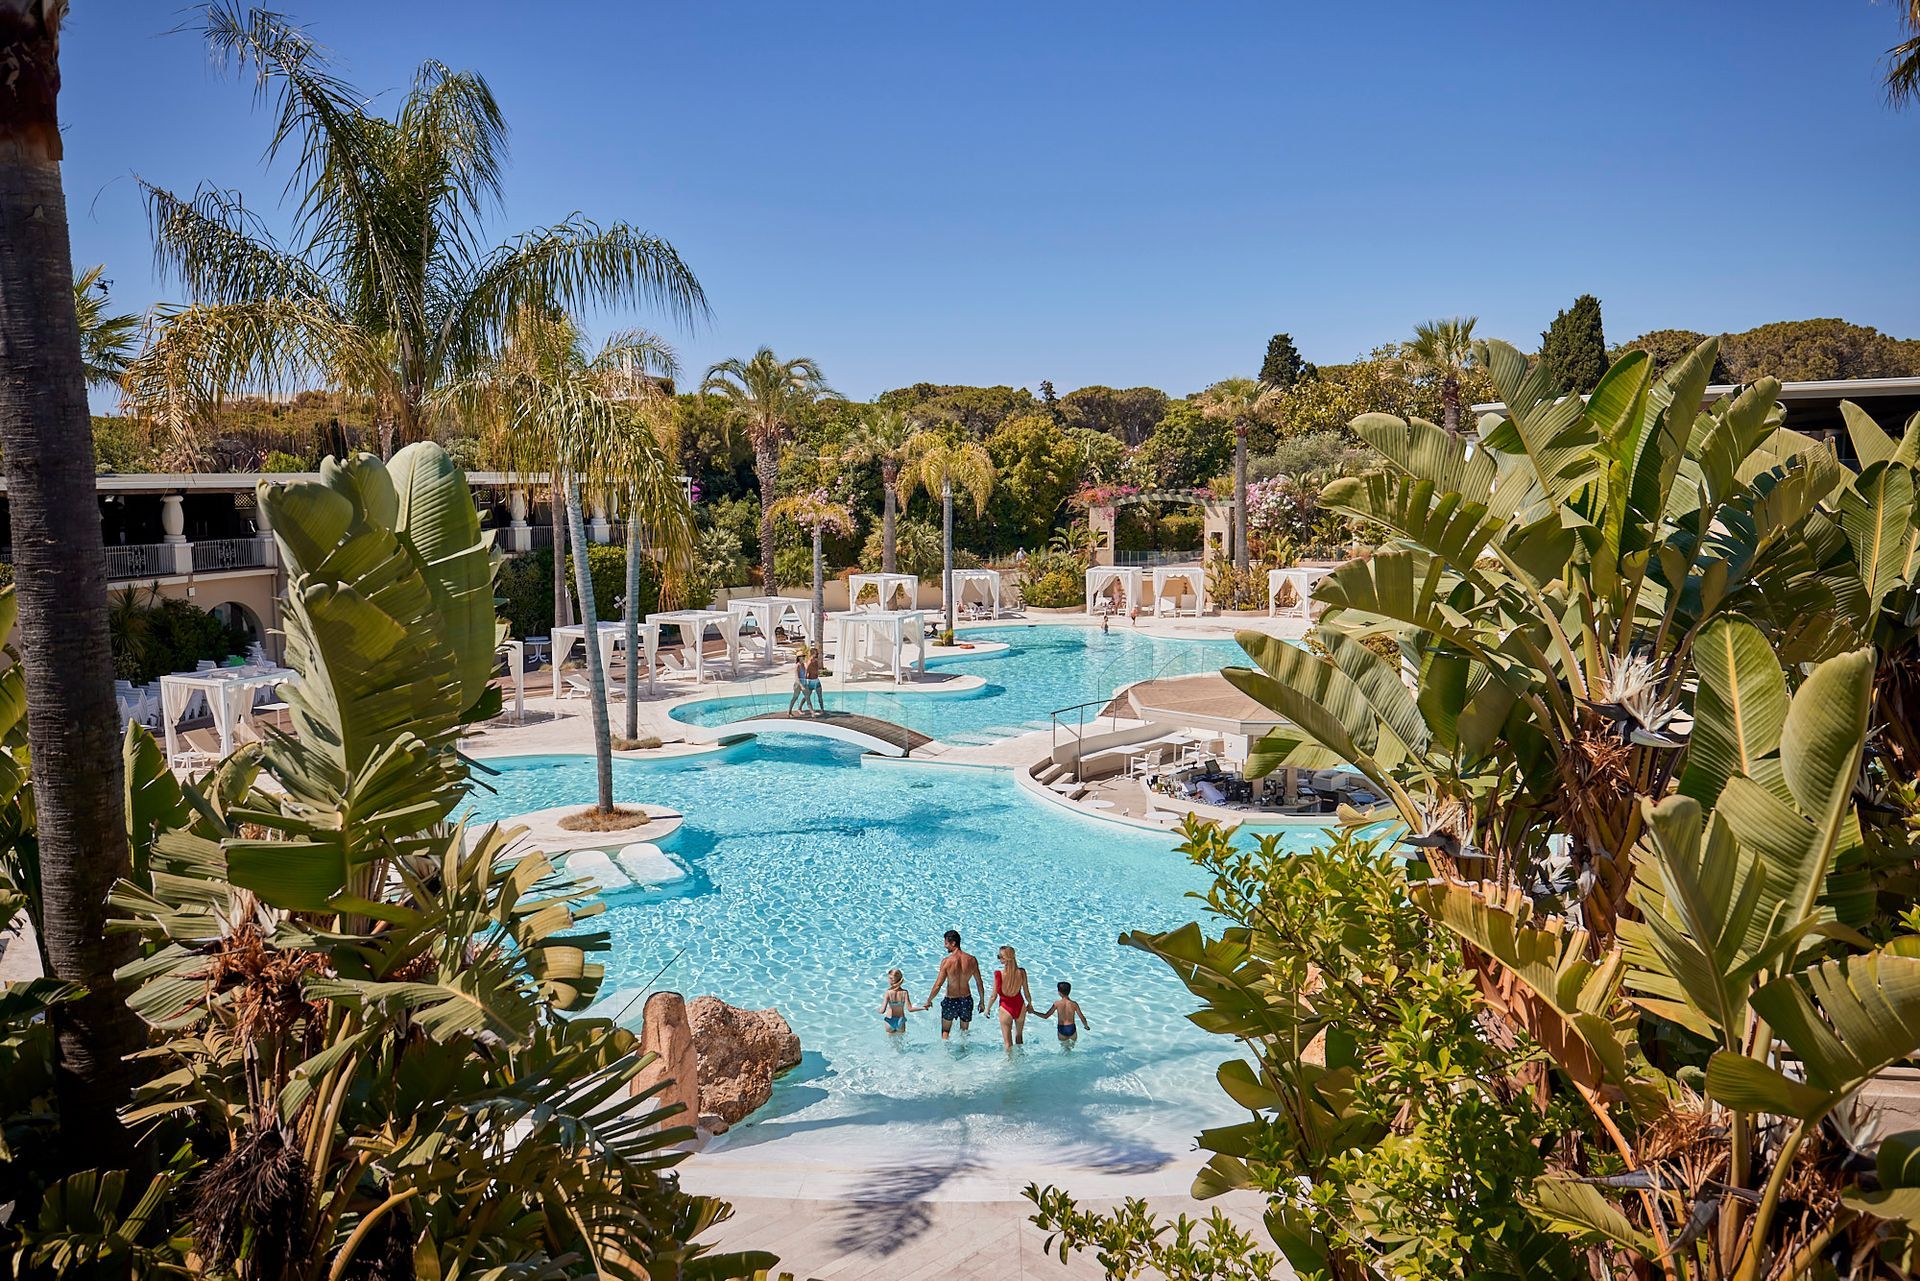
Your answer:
[1540,294,1608,393]
[1260,333,1316,389]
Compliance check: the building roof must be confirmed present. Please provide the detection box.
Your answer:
[1472,374,1920,415]
[1125,672,1285,737]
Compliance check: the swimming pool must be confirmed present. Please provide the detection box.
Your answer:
[465,741,1331,1182]
[670,624,1244,745]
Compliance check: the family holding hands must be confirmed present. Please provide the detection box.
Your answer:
[879,929,1089,1050]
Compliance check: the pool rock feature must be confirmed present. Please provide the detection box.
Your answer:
[686,996,801,1130]
[631,992,701,1127]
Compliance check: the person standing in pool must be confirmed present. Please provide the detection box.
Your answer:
[927,929,985,1039]
[878,969,921,1034]
[1036,980,1089,1046]
[991,944,1034,1049]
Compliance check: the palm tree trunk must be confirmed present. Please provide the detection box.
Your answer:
[1233,424,1250,575]
[756,440,779,590]
[623,488,642,743]
[551,479,573,630]
[880,466,898,574]
[942,481,955,634]
[1442,375,1461,436]
[811,523,826,654]
[564,476,614,812]
[0,2,144,1158]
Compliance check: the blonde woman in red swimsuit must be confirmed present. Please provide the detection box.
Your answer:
[992,944,1034,1049]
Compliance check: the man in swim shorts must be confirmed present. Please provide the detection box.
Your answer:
[926,928,985,1039]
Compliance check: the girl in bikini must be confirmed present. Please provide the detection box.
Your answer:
[878,969,920,1034]
[992,945,1034,1049]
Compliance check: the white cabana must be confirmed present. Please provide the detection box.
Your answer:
[160,665,297,763]
[829,609,926,684]
[552,620,658,696]
[948,568,1004,616]
[1084,565,1143,615]
[497,639,526,721]
[1151,565,1208,616]
[847,572,919,611]
[648,609,742,684]
[1267,566,1333,619]
[726,595,816,662]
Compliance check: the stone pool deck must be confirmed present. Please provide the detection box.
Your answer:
[698,1190,1281,1280]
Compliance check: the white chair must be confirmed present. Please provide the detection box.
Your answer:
[1125,748,1163,779]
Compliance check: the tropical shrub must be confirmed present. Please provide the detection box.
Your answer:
[859,516,945,578]
[107,587,248,682]
[1170,338,1920,1278]
[261,449,309,472]
[1018,547,1086,608]
[0,447,773,1277]
[1031,822,1585,1281]
[773,544,814,589]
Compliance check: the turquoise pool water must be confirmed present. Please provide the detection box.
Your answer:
[670,624,1244,745]
[465,741,1330,1174]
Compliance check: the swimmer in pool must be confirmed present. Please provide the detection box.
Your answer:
[878,968,920,1033]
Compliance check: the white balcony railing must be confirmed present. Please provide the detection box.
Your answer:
[190,538,268,572]
[103,543,177,579]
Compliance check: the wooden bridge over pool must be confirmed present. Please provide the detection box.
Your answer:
[730,709,934,756]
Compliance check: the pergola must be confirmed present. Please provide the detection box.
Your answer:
[829,609,927,684]
[160,665,297,762]
[1152,565,1208,616]
[1084,565,1143,615]
[552,620,658,695]
[647,609,742,684]
[949,568,1004,616]
[847,572,919,611]
[1267,566,1333,619]
[726,596,815,662]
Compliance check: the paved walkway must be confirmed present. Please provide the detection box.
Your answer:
[699,1191,1278,1280]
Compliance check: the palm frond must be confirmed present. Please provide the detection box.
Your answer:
[72,266,140,389]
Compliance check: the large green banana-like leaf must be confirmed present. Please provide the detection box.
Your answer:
[1677,617,1788,807]
[123,724,191,883]
[1706,950,1920,1120]
[1523,1177,1658,1257]
[1409,880,1659,1120]
[1625,796,1768,1046]
[1837,460,1920,608]
[1476,338,1602,515]
[1631,336,1718,533]
[1350,412,1496,500]
[388,441,501,714]
[1844,399,1900,470]
[1313,549,1490,651]
[1714,647,1872,951]
[1296,628,1430,759]
[1587,349,1654,581]
[1319,473,1500,589]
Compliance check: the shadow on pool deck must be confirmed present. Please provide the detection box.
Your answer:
[830,1156,983,1255]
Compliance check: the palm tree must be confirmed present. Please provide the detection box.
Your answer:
[445,309,692,816]
[72,265,138,388]
[700,348,836,590]
[900,434,994,633]
[0,0,147,1155]
[1888,2,1920,106]
[1403,316,1478,436]
[844,406,918,573]
[767,489,853,655]
[1197,377,1283,573]
[125,4,704,458]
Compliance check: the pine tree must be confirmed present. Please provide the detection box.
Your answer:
[1039,378,1062,422]
[1539,294,1608,393]
[1260,333,1316,389]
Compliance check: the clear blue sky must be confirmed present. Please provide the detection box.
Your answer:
[58,1,1920,407]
